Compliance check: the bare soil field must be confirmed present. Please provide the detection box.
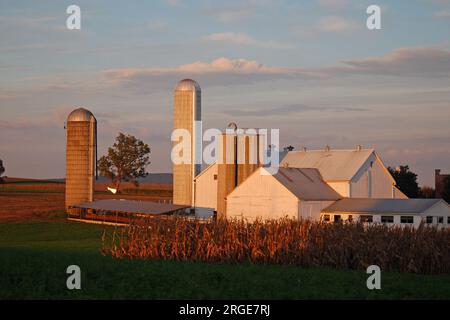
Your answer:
[0,179,172,222]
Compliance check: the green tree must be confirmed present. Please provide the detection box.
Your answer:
[98,133,151,193]
[388,165,420,198]
[0,159,4,183]
[442,177,450,204]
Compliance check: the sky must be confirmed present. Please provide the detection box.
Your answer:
[1,0,450,187]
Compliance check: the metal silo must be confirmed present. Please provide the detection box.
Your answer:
[65,107,97,211]
[216,127,263,219]
[173,79,201,207]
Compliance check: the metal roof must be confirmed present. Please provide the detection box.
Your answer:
[322,198,444,214]
[175,79,201,92]
[280,149,375,181]
[67,107,95,122]
[71,199,188,215]
[269,167,342,201]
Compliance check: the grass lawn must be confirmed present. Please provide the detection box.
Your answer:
[0,219,449,299]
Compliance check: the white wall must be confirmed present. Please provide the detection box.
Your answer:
[320,209,450,229]
[299,200,335,221]
[351,154,396,198]
[326,182,349,197]
[194,163,218,211]
[226,170,298,221]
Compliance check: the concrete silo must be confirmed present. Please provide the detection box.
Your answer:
[216,128,263,219]
[173,79,201,207]
[65,107,97,211]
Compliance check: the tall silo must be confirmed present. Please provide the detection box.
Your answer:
[216,128,263,219]
[65,107,97,211]
[173,79,201,207]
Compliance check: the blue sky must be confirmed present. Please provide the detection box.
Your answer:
[1,0,450,186]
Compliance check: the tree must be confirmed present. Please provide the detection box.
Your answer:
[388,165,420,198]
[419,186,435,199]
[98,133,151,193]
[442,177,450,204]
[283,145,294,152]
[0,159,4,183]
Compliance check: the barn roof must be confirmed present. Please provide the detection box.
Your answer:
[322,198,445,214]
[71,199,188,215]
[280,149,375,181]
[268,167,342,201]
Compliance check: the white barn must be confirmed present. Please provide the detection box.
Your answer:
[194,163,218,218]
[226,167,341,221]
[321,198,450,228]
[280,148,407,199]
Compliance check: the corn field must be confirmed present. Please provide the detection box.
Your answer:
[102,218,450,274]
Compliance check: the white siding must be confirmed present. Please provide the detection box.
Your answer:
[351,154,395,198]
[327,181,349,197]
[299,201,335,221]
[226,172,298,221]
[194,163,218,211]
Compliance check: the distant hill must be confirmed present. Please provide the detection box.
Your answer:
[4,173,173,185]
[95,173,173,184]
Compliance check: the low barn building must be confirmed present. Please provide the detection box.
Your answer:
[280,148,406,199]
[226,167,341,221]
[321,198,450,228]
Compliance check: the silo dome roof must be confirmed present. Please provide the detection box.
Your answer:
[175,79,201,92]
[67,107,95,122]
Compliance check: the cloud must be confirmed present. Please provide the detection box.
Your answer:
[221,104,369,117]
[333,46,450,78]
[201,32,292,49]
[101,46,450,91]
[212,8,253,23]
[294,16,357,36]
[102,57,324,89]
[434,10,450,18]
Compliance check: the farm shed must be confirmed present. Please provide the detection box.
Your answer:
[226,167,341,221]
[280,148,407,199]
[68,199,189,225]
[321,198,450,228]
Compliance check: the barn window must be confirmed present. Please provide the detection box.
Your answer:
[360,215,373,223]
[438,217,444,224]
[426,216,433,224]
[334,215,341,223]
[381,216,394,223]
[400,216,414,224]
[213,174,217,180]
[323,215,330,222]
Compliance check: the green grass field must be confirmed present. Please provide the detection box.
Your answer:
[1,218,449,299]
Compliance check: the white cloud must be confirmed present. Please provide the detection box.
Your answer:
[335,46,450,77]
